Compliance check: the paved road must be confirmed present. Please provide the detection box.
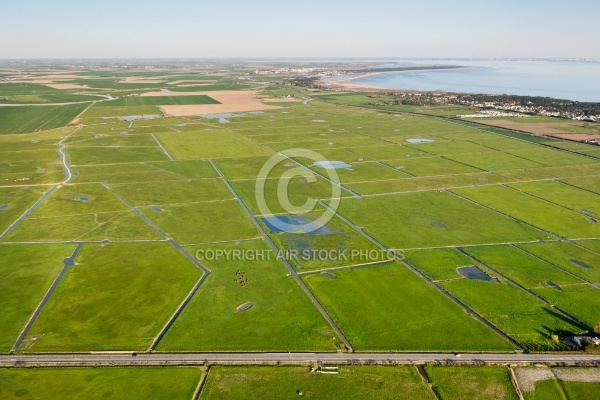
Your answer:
[1,353,598,366]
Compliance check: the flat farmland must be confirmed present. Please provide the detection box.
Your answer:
[158,241,339,351]
[111,178,233,207]
[0,73,599,371]
[138,200,261,244]
[68,145,169,165]
[346,171,507,195]
[508,180,600,216]
[439,278,586,349]
[517,241,600,283]
[71,163,186,184]
[3,209,161,243]
[22,243,202,352]
[0,244,75,352]
[425,366,518,400]
[0,186,49,235]
[0,367,202,400]
[389,156,483,176]
[229,175,343,215]
[561,176,600,194]
[200,366,436,400]
[446,149,545,171]
[337,191,542,249]
[453,185,599,239]
[404,247,477,281]
[462,245,600,327]
[506,147,597,166]
[302,262,513,351]
[156,131,273,159]
[96,95,220,107]
[0,104,88,134]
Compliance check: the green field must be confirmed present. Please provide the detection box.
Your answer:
[462,245,600,327]
[200,366,436,400]
[22,243,201,352]
[158,240,340,351]
[439,277,586,349]
[139,200,261,244]
[404,247,479,281]
[97,95,220,107]
[0,367,202,400]
[337,191,542,249]
[0,244,75,352]
[0,93,101,104]
[453,185,599,239]
[0,104,88,134]
[425,366,518,400]
[303,262,513,351]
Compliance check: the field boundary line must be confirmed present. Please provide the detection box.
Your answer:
[372,160,416,177]
[295,260,391,276]
[550,368,571,400]
[0,185,59,241]
[151,133,175,161]
[10,243,83,354]
[207,159,354,352]
[149,272,210,352]
[556,179,600,196]
[415,364,442,400]
[142,162,189,179]
[192,365,211,400]
[508,365,525,400]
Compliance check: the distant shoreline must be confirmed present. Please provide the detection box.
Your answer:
[321,66,472,91]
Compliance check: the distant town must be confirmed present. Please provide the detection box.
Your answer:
[289,67,600,122]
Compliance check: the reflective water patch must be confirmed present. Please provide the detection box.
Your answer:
[313,161,352,170]
[406,138,435,144]
[458,266,499,282]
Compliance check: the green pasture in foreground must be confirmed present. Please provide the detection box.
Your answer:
[0,367,202,400]
[425,366,518,400]
[440,278,586,349]
[200,366,436,400]
[0,244,75,353]
[302,262,513,351]
[158,240,339,352]
[22,243,201,352]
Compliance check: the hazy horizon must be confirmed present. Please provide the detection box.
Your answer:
[2,0,599,59]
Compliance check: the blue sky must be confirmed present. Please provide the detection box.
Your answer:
[1,0,599,58]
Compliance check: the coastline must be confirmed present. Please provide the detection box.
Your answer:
[321,66,473,92]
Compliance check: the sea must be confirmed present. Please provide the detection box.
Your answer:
[349,59,600,102]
